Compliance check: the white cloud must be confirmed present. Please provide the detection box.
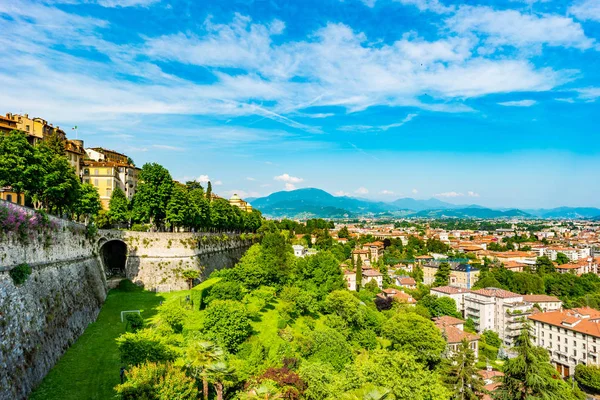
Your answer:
[96,0,159,7]
[412,188,418,194]
[284,183,296,191]
[197,175,210,183]
[468,191,480,197]
[394,0,454,13]
[355,187,369,195]
[576,87,600,101]
[214,180,223,186]
[335,190,350,196]
[151,144,185,151]
[222,189,259,198]
[435,191,464,197]
[339,114,418,132]
[274,173,304,183]
[570,0,600,22]
[246,177,256,181]
[380,190,395,195]
[498,99,538,107]
[447,6,595,50]
[260,183,272,188]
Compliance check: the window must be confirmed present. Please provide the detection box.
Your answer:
[94,179,99,186]
[6,194,12,202]
[94,169,99,175]
[25,125,30,131]
[574,349,577,356]
[565,337,567,344]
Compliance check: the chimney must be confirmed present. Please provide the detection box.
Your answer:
[24,114,28,118]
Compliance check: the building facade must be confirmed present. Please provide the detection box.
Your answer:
[423,261,480,289]
[529,307,600,377]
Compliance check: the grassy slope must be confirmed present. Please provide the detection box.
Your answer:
[30,287,167,400]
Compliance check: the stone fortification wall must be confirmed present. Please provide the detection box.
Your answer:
[0,201,106,400]
[98,231,258,291]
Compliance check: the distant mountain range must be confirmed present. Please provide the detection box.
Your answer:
[246,188,600,220]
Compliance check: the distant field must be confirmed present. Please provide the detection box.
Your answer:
[30,284,174,400]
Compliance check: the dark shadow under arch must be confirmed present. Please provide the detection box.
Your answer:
[99,239,127,277]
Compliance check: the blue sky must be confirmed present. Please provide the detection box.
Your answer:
[1,0,599,208]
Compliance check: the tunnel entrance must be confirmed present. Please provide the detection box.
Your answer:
[100,240,127,277]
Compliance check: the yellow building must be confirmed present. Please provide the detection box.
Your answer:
[4,113,66,145]
[84,147,139,203]
[82,161,124,209]
[1,187,25,205]
[423,262,480,289]
[0,114,17,133]
[229,194,253,212]
[64,139,86,178]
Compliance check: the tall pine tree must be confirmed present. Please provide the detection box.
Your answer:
[355,255,363,292]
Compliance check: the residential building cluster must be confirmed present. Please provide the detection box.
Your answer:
[1,112,254,212]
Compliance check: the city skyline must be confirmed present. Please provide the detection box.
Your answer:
[1,0,599,208]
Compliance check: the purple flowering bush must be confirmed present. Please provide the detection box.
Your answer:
[0,202,59,245]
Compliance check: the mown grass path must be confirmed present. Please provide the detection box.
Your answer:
[30,287,164,400]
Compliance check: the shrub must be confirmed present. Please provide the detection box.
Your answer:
[115,362,195,400]
[201,300,253,353]
[126,313,144,332]
[130,223,149,232]
[158,302,188,333]
[205,281,244,304]
[9,263,32,285]
[116,329,177,366]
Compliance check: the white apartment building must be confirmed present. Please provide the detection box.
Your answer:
[465,288,535,347]
[529,307,600,377]
[292,245,307,257]
[544,247,591,262]
[343,268,384,290]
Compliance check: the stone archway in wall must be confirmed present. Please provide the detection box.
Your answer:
[99,239,128,277]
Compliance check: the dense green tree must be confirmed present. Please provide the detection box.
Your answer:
[535,256,555,275]
[188,188,210,229]
[0,130,38,204]
[382,312,446,366]
[337,226,350,239]
[575,364,600,394]
[481,330,501,348]
[419,295,461,318]
[132,163,173,227]
[293,251,345,300]
[556,252,570,265]
[108,186,129,225]
[305,327,354,371]
[35,142,80,215]
[210,198,237,230]
[74,183,101,224]
[412,264,424,284]
[495,326,583,400]
[201,300,252,353]
[354,350,451,399]
[433,262,451,287]
[166,184,189,230]
[324,290,365,328]
[445,339,486,400]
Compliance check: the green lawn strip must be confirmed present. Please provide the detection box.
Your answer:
[30,288,164,400]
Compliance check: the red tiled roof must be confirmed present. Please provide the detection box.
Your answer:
[528,308,600,338]
[522,294,561,303]
[431,286,471,295]
[432,316,464,326]
[470,288,521,299]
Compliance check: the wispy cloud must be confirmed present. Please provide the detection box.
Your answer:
[339,114,418,132]
[380,190,395,195]
[355,187,369,195]
[435,191,464,197]
[335,190,350,196]
[498,99,537,107]
[468,191,480,197]
[569,0,600,22]
[151,144,185,151]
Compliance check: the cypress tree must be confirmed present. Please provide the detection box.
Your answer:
[355,255,363,292]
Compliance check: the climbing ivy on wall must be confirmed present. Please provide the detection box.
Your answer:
[9,263,32,285]
[0,202,63,246]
